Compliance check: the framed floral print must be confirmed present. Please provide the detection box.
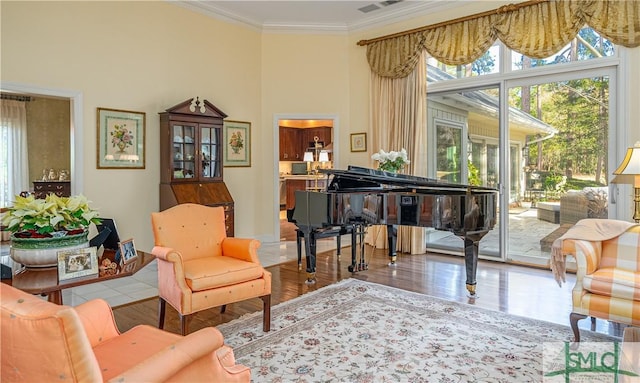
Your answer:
[223,120,251,167]
[350,132,367,152]
[97,107,146,169]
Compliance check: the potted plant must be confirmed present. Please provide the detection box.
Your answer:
[2,194,101,268]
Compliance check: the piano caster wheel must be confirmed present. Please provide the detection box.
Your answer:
[348,265,355,273]
[466,284,477,299]
[305,272,317,285]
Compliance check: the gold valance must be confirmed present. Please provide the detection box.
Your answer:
[363,0,640,78]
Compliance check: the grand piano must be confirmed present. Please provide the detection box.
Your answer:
[290,166,498,297]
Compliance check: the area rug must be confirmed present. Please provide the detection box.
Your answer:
[217,279,615,382]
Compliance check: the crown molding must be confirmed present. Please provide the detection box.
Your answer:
[170,0,469,34]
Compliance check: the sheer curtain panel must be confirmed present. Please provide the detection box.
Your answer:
[1,100,29,207]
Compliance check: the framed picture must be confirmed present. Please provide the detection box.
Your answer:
[58,247,99,281]
[350,132,367,152]
[97,107,146,169]
[223,120,251,167]
[119,238,138,265]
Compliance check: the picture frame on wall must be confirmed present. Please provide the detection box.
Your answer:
[223,120,251,167]
[119,238,138,265]
[58,247,99,282]
[97,107,146,169]
[350,132,367,152]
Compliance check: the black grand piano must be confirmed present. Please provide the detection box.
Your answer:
[290,166,498,297]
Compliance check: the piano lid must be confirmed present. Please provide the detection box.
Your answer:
[320,166,498,194]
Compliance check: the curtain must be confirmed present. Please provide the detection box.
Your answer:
[365,0,640,78]
[1,100,29,207]
[367,51,428,254]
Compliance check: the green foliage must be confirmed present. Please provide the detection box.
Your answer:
[467,160,481,186]
[3,194,101,235]
[565,178,605,190]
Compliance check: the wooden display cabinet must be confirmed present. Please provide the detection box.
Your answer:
[159,98,235,236]
[33,181,71,199]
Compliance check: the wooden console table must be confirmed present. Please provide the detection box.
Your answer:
[3,249,154,305]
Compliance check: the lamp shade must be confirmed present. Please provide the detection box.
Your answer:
[303,152,314,162]
[614,141,640,176]
[318,151,329,163]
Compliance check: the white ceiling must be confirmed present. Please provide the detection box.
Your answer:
[173,0,471,32]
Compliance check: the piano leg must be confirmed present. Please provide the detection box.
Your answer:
[463,235,480,298]
[301,229,317,284]
[348,224,357,272]
[386,224,397,265]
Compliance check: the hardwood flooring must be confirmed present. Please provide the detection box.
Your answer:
[112,246,627,339]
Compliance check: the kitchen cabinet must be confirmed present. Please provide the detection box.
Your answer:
[279,126,332,161]
[285,179,306,210]
[159,98,235,236]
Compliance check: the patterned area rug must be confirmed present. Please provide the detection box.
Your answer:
[217,279,615,382]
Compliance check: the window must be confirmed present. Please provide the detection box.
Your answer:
[425,26,617,266]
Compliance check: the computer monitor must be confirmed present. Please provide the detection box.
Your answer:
[95,218,121,251]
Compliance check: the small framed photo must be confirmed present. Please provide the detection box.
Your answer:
[119,238,138,265]
[97,107,146,169]
[58,247,99,281]
[350,132,367,152]
[223,120,251,167]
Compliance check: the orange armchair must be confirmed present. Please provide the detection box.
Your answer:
[0,283,250,382]
[151,203,271,335]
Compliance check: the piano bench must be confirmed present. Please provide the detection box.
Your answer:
[296,227,352,266]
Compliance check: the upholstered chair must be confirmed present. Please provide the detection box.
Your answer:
[563,225,640,342]
[151,203,271,335]
[0,283,250,382]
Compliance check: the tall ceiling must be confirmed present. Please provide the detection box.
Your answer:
[173,0,473,32]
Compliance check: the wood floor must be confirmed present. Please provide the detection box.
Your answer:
[112,246,627,339]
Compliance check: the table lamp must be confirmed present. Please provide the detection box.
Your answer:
[613,141,640,222]
[318,150,329,167]
[303,151,314,175]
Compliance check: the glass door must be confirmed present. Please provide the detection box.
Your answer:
[506,73,612,266]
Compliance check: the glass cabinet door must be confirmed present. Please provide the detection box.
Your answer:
[172,124,196,180]
[200,124,221,180]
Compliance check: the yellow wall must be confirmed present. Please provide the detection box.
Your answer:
[3,1,639,247]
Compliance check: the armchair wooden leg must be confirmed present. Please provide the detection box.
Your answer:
[220,304,226,314]
[179,314,189,336]
[570,312,587,342]
[590,316,596,331]
[261,294,271,332]
[158,298,166,329]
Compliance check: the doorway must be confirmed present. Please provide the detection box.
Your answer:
[273,114,339,243]
[0,82,83,203]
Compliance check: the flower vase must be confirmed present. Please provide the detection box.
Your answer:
[10,230,89,268]
[117,142,127,153]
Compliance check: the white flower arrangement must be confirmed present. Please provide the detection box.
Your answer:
[371,148,410,173]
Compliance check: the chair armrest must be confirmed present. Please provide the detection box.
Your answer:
[74,298,121,347]
[221,237,261,264]
[107,327,239,383]
[152,245,185,264]
[565,239,602,278]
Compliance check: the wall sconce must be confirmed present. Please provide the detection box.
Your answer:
[613,141,640,222]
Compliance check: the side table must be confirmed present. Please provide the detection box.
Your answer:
[3,249,155,305]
